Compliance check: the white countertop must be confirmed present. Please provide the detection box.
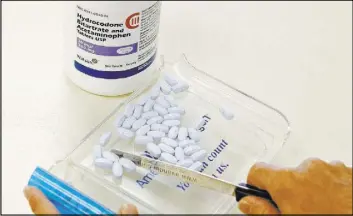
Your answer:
[2,1,352,213]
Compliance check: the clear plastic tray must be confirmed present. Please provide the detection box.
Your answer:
[49,54,291,214]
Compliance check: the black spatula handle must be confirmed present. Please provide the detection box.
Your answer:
[235,183,279,210]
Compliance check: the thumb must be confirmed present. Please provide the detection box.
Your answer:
[239,196,280,215]
[23,186,59,214]
[118,203,139,215]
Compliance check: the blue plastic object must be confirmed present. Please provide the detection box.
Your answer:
[28,166,115,214]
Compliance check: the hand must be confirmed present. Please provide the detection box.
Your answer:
[238,158,352,214]
[24,186,138,215]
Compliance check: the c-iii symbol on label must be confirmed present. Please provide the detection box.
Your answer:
[126,13,140,29]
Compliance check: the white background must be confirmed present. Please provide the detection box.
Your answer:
[2,1,352,213]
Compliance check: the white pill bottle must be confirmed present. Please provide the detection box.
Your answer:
[64,1,161,96]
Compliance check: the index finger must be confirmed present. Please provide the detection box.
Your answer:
[247,162,282,190]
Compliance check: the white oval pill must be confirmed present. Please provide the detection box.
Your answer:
[161,137,178,148]
[94,158,113,169]
[168,126,179,139]
[99,132,112,146]
[114,115,126,128]
[124,104,135,117]
[184,145,201,156]
[146,142,161,158]
[117,127,134,140]
[158,143,175,154]
[119,158,136,172]
[177,159,193,168]
[175,147,185,161]
[191,149,207,161]
[172,82,189,93]
[179,139,196,148]
[164,95,178,107]
[160,152,177,164]
[147,116,163,125]
[137,96,149,105]
[188,128,201,141]
[219,107,234,120]
[153,104,168,116]
[167,107,185,115]
[178,127,188,141]
[163,120,181,127]
[133,105,143,119]
[150,85,160,100]
[136,125,150,136]
[156,96,170,108]
[151,124,169,133]
[147,131,166,141]
[122,116,137,129]
[112,161,123,178]
[93,145,102,159]
[102,151,119,162]
[189,161,203,171]
[160,80,171,95]
[143,99,155,112]
[135,135,154,146]
[164,74,178,86]
[164,113,181,120]
[141,111,159,119]
[131,118,147,131]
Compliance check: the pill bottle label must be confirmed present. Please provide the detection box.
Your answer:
[75,1,161,79]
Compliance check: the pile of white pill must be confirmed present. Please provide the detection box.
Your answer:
[93,73,234,179]
[117,75,208,170]
[93,131,138,178]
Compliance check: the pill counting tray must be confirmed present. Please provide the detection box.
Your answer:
[48,54,290,214]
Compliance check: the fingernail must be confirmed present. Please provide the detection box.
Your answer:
[120,204,128,213]
[238,199,251,213]
[23,186,32,200]
[239,197,257,214]
[120,204,136,214]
